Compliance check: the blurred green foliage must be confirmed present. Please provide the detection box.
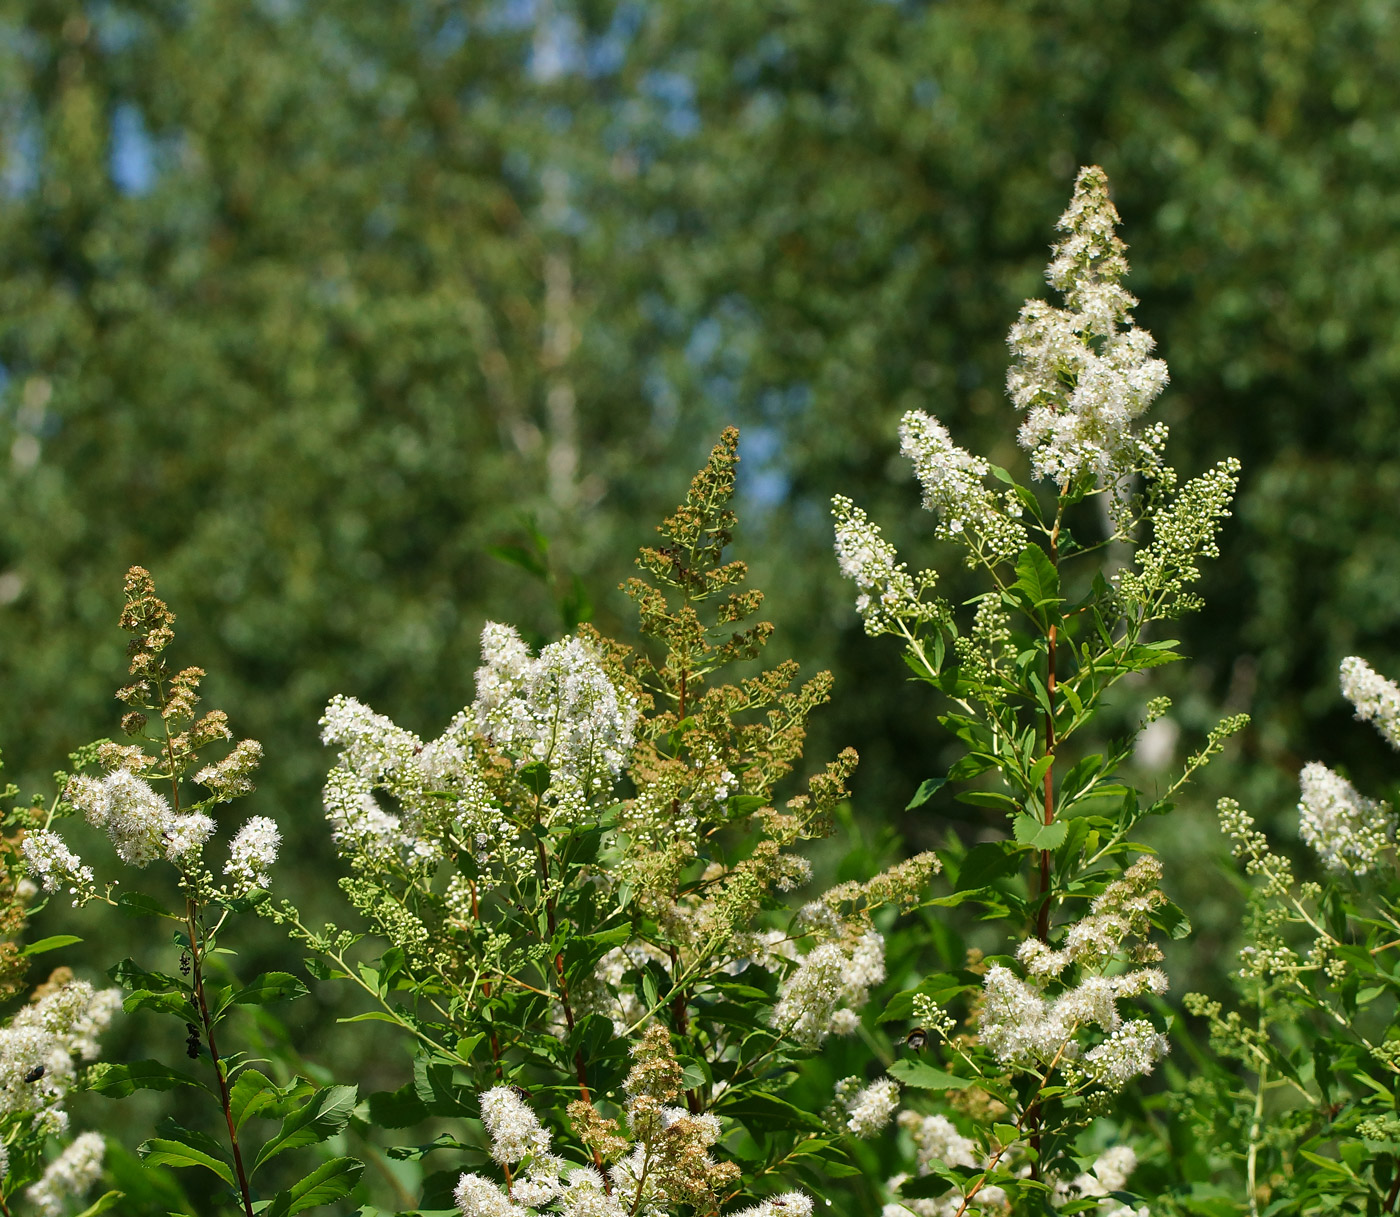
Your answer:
[0,0,1398,1054]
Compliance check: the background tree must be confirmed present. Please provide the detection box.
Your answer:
[0,0,1397,1108]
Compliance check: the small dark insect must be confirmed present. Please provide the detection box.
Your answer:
[905,1028,928,1051]
[185,1022,202,1060]
[509,1084,533,1101]
[179,951,191,977]
[23,1064,45,1083]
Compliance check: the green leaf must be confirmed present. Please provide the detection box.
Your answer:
[21,933,82,956]
[73,1191,124,1217]
[1013,545,1061,609]
[231,972,309,1007]
[953,842,1027,892]
[336,1010,403,1026]
[265,1157,364,1216]
[1120,642,1182,671]
[518,761,551,795]
[906,778,948,810]
[887,1059,971,1090]
[954,790,1020,813]
[138,1138,234,1186]
[367,1082,431,1129]
[413,1056,465,1117]
[900,1173,957,1200]
[123,989,200,1023]
[108,959,182,993]
[87,1060,207,1099]
[718,1091,828,1132]
[1012,813,1067,851]
[117,891,176,919]
[230,1069,279,1130]
[254,1085,358,1172]
[726,794,768,818]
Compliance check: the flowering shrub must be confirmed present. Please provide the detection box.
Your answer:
[0,166,1389,1217]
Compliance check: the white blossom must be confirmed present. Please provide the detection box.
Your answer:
[898,1110,979,1173]
[1053,1146,1148,1217]
[0,980,121,1132]
[224,816,281,894]
[22,831,95,904]
[1080,1019,1171,1089]
[93,769,175,867]
[899,411,1027,563]
[165,813,216,863]
[837,1076,900,1138]
[454,1172,529,1217]
[26,1131,105,1217]
[771,932,885,1048]
[559,1168,627,1217]
[1007,166,1169,486]
[479,1084,552,1165]
[831,495,943,635]
[1339,656,1400,750]
[1298,761,1395,875]
[473,628,638,825]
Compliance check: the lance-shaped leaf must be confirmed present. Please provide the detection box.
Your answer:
[253,1084,358,1173]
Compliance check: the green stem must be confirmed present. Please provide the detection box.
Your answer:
[1246,1011,1267,1217]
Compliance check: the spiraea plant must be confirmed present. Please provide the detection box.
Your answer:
[830,167,1247,1214]
[0,755,121,1217]
[289,428,938,1214]
[1176,655,1400,1215]
[22,568,361,1217]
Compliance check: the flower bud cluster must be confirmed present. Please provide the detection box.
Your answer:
[1114,459,1241,618]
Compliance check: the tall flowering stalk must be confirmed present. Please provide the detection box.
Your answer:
[287,431,938,1213]
[1179,655,1400,1214]
[23,569,359,1216]
[832,167,1245,1212]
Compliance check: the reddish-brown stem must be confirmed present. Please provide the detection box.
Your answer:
[151,668,254,1217]
[1385,1168,1400,1213]
[187,900,256,1217]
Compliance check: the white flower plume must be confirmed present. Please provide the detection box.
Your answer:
[1008,165,1169,486]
